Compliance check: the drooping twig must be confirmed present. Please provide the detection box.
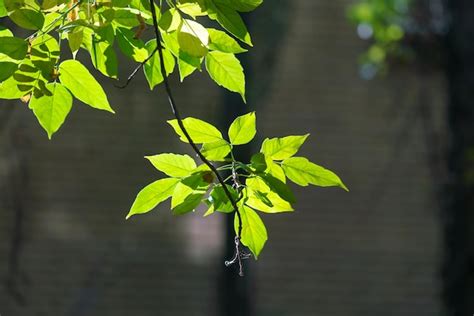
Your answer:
[148,0,246,275]
[115,47,158,89]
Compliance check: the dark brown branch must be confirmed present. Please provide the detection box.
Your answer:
[115,47,158,89]
[148,0,246,275]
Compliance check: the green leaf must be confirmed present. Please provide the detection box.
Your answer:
[208,28,247,53]
[143,39,175,89]
[0,0,7,17]
[59,59,114,113]
[171,173,210,215]
[126,178,180,219]
[201,139,231,161]
[234,205,267,258]
[259,173,295,203]
[216,0,263,12]
[210,184,238,213]
[113,8,140,27]
[67,28,83,54]
[82,29,118,79]
[0,74,27,99]
[205,51,245,101]
[282,157,349,191]
[261,134,309,160]
[0,26,13,36]
[0,62,18,81]
[245,177,293,213]
[177,0,207,17]
[264,157,286,182]
[145,153,196,177]
[9,8,44,30]
[116,27,148,62]
[159,8,182,32]
[250,152,266,172]
[178,19,209,57]
[29,82,72,139]
[208,2,252,45]
[167,117,223,143]
[228,111,255,144]
[0,36,28,63]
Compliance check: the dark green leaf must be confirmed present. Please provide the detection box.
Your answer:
[0,36,27,63]
[250,152,266,172]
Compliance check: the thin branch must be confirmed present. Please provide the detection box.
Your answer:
[115,47,158,89]
[149,0,247,275]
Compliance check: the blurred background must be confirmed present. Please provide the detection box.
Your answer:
[1,0,473,315]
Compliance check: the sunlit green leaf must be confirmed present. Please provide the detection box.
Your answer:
[282,157,348,191]
[261,134,309,160]
[205,51,245,101]
[208,1,252,45]
[0,36,27,63]
[201,139,231,161]
[250,152,266,172]
[143,39,175,89]
[171,173,210,215]
[113,8,140,27]
[245,177,293,213]
[145,153,196,177]
[68,28,83,54]
[0,0,7,17]
[0,26,13,36]
[0,74,27,99]
[259,173,295,203]
[177,0,207,17]
[59,59,114,113]
[210,184,237,213]
[216,0,263,12]
[167,117,223,143]
[9,8,44,30]
[234,205,267,258]
[264,157,286,182]
[208,28,246,53]
[178,19,209,57]
[228,111,255,145]
[126,178,180,219]
[159,8,182,32]
[28,82,72,139]
[116,27,148,62]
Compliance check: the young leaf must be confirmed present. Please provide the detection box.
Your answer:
[250,152,266,172]
[259,174,296,204]
[208,2,252,45]
[9,8,44,30]
[245,177,293,213]
[234,205,267,258]
[29,82,72,139]
[59,60,115,113]
[208,28,247,53]
[178,19,209,57]
[205,51,245,101]
[264,158,286,182]
[261,134,309,160]
[201,139,231,161]
[282,157,349,191]
[116,27,148,62]
[171,173,210,215]
[210,184,238,213]
[145,153,196,177]
[0,36,28,63]
[143,39,175,90]
[126,178,180,219]
[228,111,255,145]
[216,0,263,12]
[167,117,223,143]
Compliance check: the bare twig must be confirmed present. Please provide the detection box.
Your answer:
[115,47,158,89]
[148,0,246,275]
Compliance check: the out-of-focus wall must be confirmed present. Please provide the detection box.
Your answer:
[0,0,445,315]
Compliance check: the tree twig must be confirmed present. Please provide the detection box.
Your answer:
[115,47,158,89]
[148,0,246,275]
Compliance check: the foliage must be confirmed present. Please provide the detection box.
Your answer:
[348,0,411,78]
[0,0,348,267]
[126,112,348,258]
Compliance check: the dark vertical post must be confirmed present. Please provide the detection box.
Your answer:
[443,0,474,314]
[216,1,292,315]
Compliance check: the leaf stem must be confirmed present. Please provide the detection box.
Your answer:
[148,0,246,275]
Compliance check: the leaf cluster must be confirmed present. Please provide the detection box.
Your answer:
[126,112,348,258]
